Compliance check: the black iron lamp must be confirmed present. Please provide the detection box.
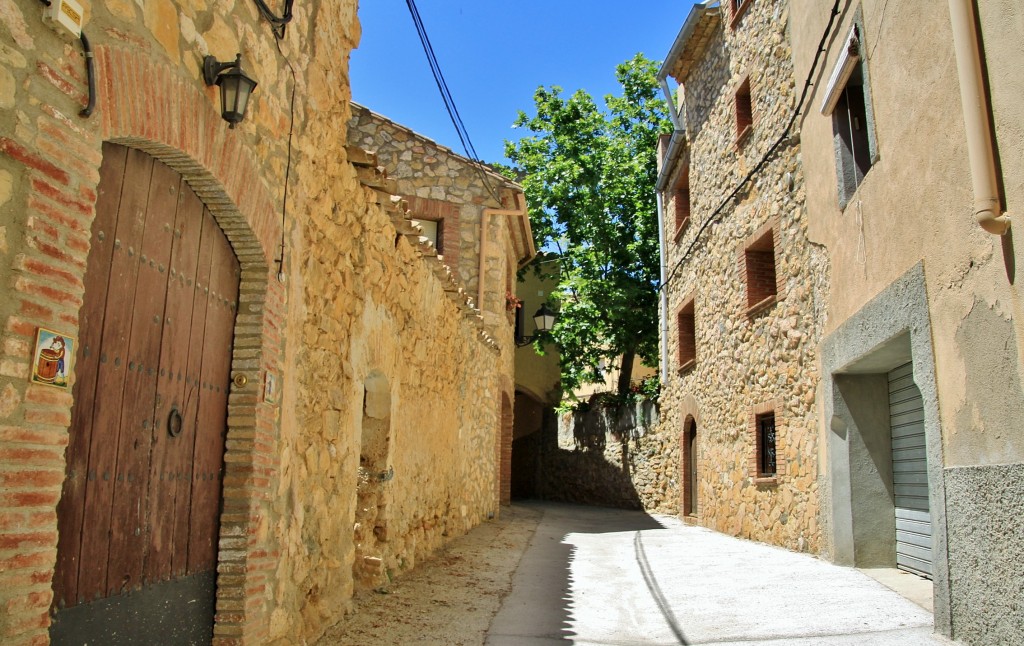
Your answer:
[516,303,557,347]
[203,53,258,128]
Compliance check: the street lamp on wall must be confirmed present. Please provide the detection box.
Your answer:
[203,53,258,128]
[516,303,557,347]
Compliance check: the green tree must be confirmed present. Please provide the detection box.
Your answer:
[504,54,671,396]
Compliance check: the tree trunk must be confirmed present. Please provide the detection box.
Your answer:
[617,350,636,395]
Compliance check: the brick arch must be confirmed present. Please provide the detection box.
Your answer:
[90,46,284,644]
[95,45,282,264]
[677,395,702,519]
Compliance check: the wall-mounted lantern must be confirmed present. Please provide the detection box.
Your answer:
[203,53,258,128]
[516,303,557,347]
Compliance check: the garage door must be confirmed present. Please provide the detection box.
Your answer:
[888,362,932,578]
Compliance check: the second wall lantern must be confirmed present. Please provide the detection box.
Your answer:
[203,53,258,128]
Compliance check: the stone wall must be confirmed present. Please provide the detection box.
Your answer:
[0,2,517,644]
[658,0,829,553]
[537,400,678,513]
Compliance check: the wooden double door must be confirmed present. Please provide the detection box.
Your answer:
[51,143,239,643]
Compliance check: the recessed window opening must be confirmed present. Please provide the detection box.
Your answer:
[674,166,691,237]
[411,217,443,253]
[757,412,777,477]
[677,300,696,371]
[735,78,753,142]
[744,229,777,311]
[833,65,873,203]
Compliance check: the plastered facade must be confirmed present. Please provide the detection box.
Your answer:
[790,2,1024,642]
[0,2,526,645]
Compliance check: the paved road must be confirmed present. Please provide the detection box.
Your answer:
[487,501,957,646]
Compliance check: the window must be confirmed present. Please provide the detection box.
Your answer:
[757,412,776,477]
[820,23,877,208]
[676,299,696,372]
[832,68,873,205]
[673,166,691,238]
[742,227,777,315]
[411,218,444,254]
[734,78,753,145]
[730,0,753,28]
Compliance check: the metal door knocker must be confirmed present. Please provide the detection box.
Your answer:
[167,407,183,438]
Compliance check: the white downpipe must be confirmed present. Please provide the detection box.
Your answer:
[656,190,669,383]
[660,78,682,131]
[948,0,1010,235]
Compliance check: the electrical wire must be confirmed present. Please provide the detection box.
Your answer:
[253,0,294,40]
[404,0,505,205]
[273,34,297,278]
[659,0,843,293]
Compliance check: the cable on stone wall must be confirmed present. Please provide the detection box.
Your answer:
[253,0,294,40]
[658,0,843,293]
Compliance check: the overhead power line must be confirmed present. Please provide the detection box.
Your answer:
[659,0,842,293]
[404,0,504,204]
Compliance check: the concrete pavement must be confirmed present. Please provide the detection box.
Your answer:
[486,501,957,646]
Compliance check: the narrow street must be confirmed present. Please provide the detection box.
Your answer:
[320,501,956,645]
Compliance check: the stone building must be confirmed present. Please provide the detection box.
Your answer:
[789,1,1023,644]
[346,103,537,508]
[656,0,827,551]
[0,2,528,645]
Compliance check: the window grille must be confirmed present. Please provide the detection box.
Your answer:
[758,412,776,477]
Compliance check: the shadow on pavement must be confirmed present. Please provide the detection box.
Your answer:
[488,501,688,645]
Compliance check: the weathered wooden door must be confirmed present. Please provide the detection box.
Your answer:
[51,143,239,644]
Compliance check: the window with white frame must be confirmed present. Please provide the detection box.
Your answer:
[820,23,877,208]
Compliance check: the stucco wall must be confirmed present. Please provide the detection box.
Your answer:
[790,2,1024,643]
[790,0,1024,469]
[0,2,515,644]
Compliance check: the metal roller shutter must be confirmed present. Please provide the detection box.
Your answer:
[889,362,932,578]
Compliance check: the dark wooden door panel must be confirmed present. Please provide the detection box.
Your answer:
[104,156,178,597]
[75,147,155,604]
[171,208,217,577]
[54,143,239,629]
[187,213,238,574]
[54,142,128,609]
[143,177,204,584]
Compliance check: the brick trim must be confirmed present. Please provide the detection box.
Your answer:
[675,295,697,373]
[748,399,785,484]
[729,0,754,29]
[737,219,783,317]
[734,76,754,146]
[0,45,283,645]
[403,196,461,272]
[675,394,701,517]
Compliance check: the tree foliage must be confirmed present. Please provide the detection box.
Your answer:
[504,54,672,395]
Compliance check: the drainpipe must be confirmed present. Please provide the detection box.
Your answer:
[660,78,682,131]
[948,0,1010,235]
[656,190,669,383]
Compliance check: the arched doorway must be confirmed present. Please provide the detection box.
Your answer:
[683,416,698,517]
[50,143,239,643]
[499,393,513,505]
[353,372,393,588]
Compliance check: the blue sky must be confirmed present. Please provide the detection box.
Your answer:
[349,1,694,165]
